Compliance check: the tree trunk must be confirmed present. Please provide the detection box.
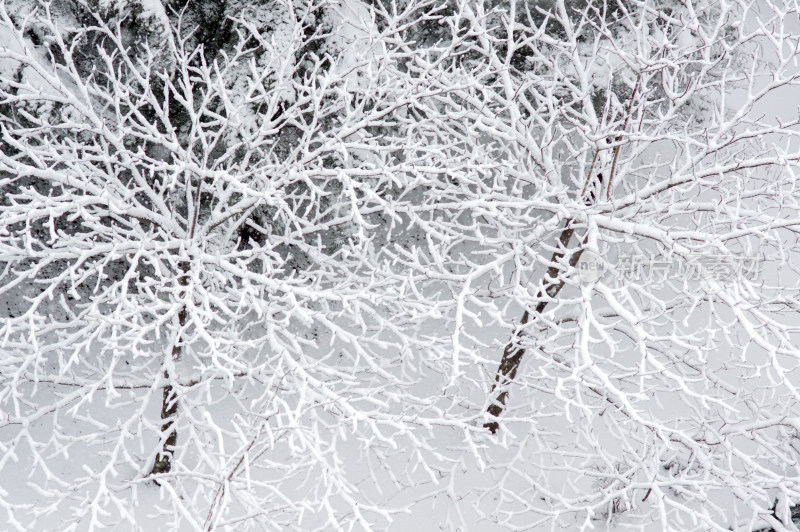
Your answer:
[151,260,189,476]
[484,222,585,434]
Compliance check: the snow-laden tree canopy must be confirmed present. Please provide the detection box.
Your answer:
[2,0,800,530]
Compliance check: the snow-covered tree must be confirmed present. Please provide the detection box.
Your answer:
[4,0,800,530]
[384,0,800,529]
[0,0,461,529]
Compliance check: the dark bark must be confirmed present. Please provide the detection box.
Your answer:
[150,260,189,477]
[484,222,585,434]
[151,370,179,475]
[753,501,800,531]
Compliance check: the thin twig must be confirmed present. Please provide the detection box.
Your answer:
[606,73,641,200]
